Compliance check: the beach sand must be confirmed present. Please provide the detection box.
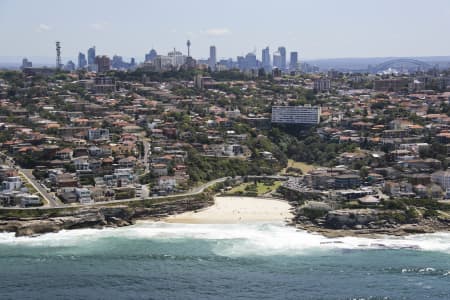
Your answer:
[165,196,294,224]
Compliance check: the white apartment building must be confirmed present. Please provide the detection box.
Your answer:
[431,170,450,191]
[313,78,331,92]
[75,188,93,204]
[88,128,110,141]
[271,105,321,125]
[1,176,22,191]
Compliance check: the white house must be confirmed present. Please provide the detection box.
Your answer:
[75,188,93,204]
[1,176,22,191]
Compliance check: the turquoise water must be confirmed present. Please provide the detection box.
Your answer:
[1,222,450,299]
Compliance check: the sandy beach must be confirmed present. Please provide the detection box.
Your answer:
[165,196,294,224]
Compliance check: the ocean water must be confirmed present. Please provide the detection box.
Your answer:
[1,223,450,299]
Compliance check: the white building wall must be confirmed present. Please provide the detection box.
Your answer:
[271,106,321,124]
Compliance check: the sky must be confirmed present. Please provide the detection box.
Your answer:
[1,0,450,63]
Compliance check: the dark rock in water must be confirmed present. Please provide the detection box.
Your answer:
[400,225,434,234]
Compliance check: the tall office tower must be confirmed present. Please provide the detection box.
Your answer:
[56,41,62,69]
[289,51,298,70]
[78,52,87,69]
[145,49,157,62]
[278,46,286,70]
[168,49,186,66]
[95,55,111,73]
[209,45,217,70]
[21,58,32,69]
[64,60,76,72]
[112,55,124,69]
[87,46,96,65]
[237,56,245,70]
[262,47,271,69]
[244,52,257,70]
[273,51,282,69]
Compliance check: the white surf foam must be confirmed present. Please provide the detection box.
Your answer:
[1,222,450,256]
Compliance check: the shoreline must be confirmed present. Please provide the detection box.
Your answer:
[165,196,294,224]
[295,219,449,238]
[1,193,450,239]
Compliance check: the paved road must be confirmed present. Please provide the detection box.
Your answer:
[142,138,151,173]
[1,149,228,210]
[1,167,228,210]
[20,169,61,207]
[70,177,229,208]
[0,153,60,207]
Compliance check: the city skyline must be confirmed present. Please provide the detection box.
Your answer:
[2,0,450,62]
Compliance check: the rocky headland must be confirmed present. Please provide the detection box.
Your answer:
[0,196,213,237]
[294,206,450,238]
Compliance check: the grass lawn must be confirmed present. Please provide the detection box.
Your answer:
[228,181,282,196]
[256,181,282,194]
[282,159,317,174]
[18,173,46,205]
[18,174,38,194]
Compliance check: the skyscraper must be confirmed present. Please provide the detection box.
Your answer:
[244,52,257,70]
[112,55,124,69]
[56,41,62,69]
[78,52,87,69]
[237,56,245,70]
[87,46,96,65]
[289,51,298,70]
[278,46,286,70]
[273,51,282,69]
[145,49,157,62]
[95,55,111,73]
[64,60,76,72]
[21,58,32,69]
[262,47,271,70]
[209,46,216,70]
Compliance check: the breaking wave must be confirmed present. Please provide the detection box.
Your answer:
[1,222,450,256]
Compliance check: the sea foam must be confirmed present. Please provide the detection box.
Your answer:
[1,222,450,256]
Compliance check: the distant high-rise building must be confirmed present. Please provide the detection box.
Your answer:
[243,52,257,70]
[273,51,282,69]
[278,46,286,70]
[145,49,157,62]
[313,78,331,92]
[262,47,271,70]
[64,60,76,72]
[112,55,124,69]
[21,58,32,69]
[87,46,96,65]
[56,41,62,69]
[289,51,298,70]
[221,58,233,69]
[168,49,186,66]
[237,56,245,70]
[183,56,197,70]
[209,45,217,70]
[95,55,111,73]
[272,105,321,125]
[78,52,87,69]
[153,55,174,71]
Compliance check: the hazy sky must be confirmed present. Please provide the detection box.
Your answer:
[1,0,450,62]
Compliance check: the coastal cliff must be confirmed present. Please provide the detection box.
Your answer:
[294,204,450,237]
[0,196,214,237]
